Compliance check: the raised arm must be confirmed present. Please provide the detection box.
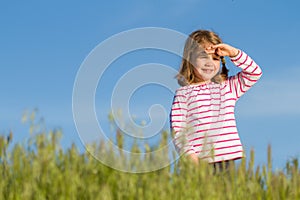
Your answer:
[206,43,262,99]
[229,50,263,99]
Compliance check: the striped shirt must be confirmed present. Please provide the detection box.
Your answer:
[170,50,262,163]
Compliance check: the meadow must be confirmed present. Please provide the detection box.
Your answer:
[0,113,299,200]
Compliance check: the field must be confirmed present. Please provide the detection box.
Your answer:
[0,114,299,200]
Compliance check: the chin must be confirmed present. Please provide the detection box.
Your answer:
[202,75,215,81]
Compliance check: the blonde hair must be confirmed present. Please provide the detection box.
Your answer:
[176,30,229,86]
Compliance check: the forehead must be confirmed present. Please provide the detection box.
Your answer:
[201,42,213,49]
[196,49,208,57]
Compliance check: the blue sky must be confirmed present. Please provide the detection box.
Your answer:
[1,0,300,170]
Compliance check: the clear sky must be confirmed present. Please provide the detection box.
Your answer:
[1,0,300,170]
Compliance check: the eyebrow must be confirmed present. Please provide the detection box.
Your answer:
[197,50,209,58]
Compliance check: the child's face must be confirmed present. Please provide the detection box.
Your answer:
[192,48,221,82]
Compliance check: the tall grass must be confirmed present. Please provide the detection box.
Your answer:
[0,115,299,199]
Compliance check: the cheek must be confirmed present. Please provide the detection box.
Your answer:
[193,67,200,75]
[194,59,202,68]
[214,61,221,70]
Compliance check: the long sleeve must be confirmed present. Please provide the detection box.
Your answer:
[229,50,263,99]
[170,89,190,154]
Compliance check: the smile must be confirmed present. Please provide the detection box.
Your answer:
[201,69,214,73]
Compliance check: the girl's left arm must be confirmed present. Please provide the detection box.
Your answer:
[228,50,263,99]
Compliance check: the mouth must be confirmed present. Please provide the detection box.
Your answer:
[201,68,214,74]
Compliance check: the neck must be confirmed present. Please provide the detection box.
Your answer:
[192,77,211,85]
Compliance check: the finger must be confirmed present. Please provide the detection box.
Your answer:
[205,46,216,54]
[212,43,225,48]
[213,48,224,57]
[213,48,220,56]
[205,49,215,54]
[206,45,217,50]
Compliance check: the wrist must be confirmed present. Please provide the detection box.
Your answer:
[230,49,240,58]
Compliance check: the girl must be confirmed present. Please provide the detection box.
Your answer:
[170,30,262,171]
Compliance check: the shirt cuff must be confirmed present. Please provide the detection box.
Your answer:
[230,49,242,62]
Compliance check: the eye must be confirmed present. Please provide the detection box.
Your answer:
[199,55,208,59]
[212,52,221,61]
[198,53,209,59]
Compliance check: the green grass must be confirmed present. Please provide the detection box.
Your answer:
[0,115,299,200]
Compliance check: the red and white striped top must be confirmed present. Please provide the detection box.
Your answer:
[171,50,262,163]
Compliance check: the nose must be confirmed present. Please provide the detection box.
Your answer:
[204,60,214,67]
